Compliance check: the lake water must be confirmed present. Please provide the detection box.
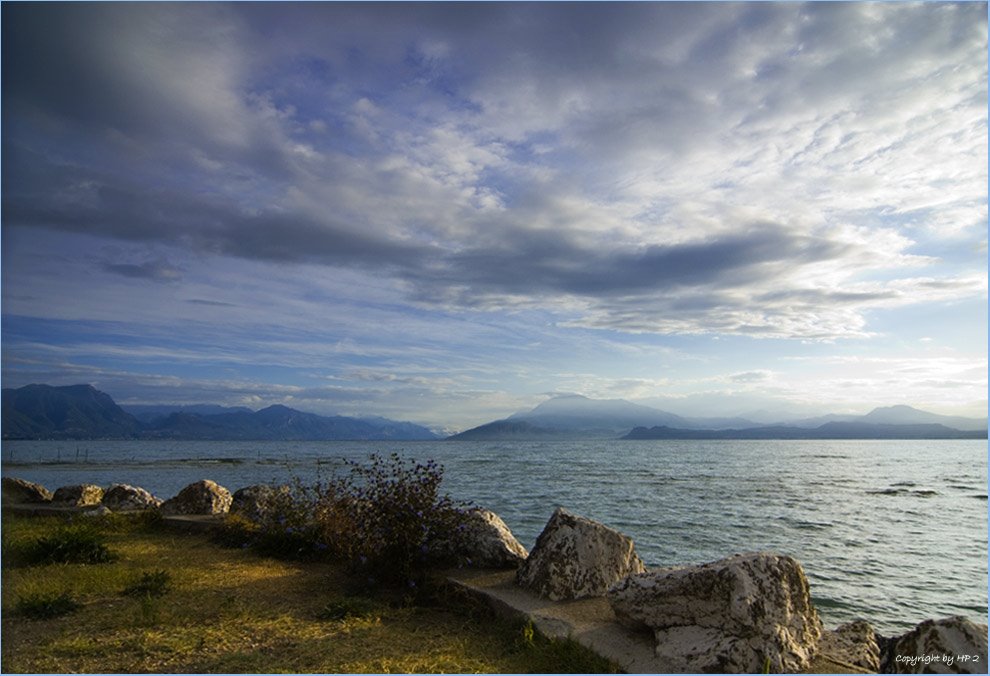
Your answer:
[3,438,987,636]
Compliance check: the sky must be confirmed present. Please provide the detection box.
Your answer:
[2,2,987,433]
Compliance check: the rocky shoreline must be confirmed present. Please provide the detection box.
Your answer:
[4,476,987,674]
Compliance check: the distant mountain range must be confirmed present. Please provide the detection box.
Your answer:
[4,385,985,442]
[448,395,987,440]
[1,384,439,441]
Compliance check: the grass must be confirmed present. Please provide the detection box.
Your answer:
[1,511,618,673]
[10,521,117,565]
[13,591,81,620]
[122,569,172,598]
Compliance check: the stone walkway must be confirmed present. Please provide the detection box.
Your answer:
[445,567,873,674]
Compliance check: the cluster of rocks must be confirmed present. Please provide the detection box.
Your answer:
[475,505,988,675]
[2,476,274,519]
[4,476,986,673]
[3,476,162,512]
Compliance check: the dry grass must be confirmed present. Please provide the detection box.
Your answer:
[1,513,618,673]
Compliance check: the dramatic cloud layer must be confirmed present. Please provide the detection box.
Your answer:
[2,3,986,427]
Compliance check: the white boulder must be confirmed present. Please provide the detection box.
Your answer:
[819,620,881,672]
[160,479,232,515]
[607,551,822,673]
[52,483,105,507]
[883,616,988,674]
[102,483,162,511]
[457,508,529,568]
[516,507,645,600]
[2,477,53,504]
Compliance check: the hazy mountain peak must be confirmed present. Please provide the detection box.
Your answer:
[861,405,987,431]
[866,404,923,416]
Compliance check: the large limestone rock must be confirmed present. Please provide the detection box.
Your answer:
[456,508,529,568]
[608,551,822,673]
[882,616,988,674]
[2,477,53,504]
[160,480,232,516]
[52,483,105,507]
[102,484,162,511]
[229,484,292,523]
[819,620,881,672]
[516,507,645,600]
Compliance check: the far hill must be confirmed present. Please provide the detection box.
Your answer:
[447,419,560,441]
[623,421,986,440]
[123,403,254,424]
[451,394,987,440]
[784,405,987,432]
[146,404,437,441]
[1,384,438,441]
[1,384,142,439]
[451,394,759,440]
[859,405,988,432]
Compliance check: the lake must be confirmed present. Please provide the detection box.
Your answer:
[3,438,986,636]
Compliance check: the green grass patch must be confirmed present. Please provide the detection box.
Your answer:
[315,596,380,622]
[122,569,172,598]
[7,522,117,566]
[13,591,81,620]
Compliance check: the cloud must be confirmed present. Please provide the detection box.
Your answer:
[101,257,183,282]
[186,299,238,308]
[2,2,986,343]
[729,371,774,384]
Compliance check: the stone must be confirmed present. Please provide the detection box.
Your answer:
[882,616,988,674]
[607,551,822,673]
[160,480,232,516]
[81,504,113,518]
[2,477,53,504]
[51,483,105,507]
[516,507,645,600]
[102,484,162,511]
[455,508,529,568]
[819,619,881,672]
[229,484,292,522]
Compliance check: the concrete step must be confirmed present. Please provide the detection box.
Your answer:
[445,567,873,674]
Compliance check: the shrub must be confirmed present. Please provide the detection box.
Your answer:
[214,483,336,560]
[249,482,330,560]
[26,524,117,565]
[14,591,81,620]
[321,453,471,586]
[211,513,261,549]
[234,454,472,587]
[122,569,172,598]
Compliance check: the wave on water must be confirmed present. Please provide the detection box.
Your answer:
[867,487,939,497]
